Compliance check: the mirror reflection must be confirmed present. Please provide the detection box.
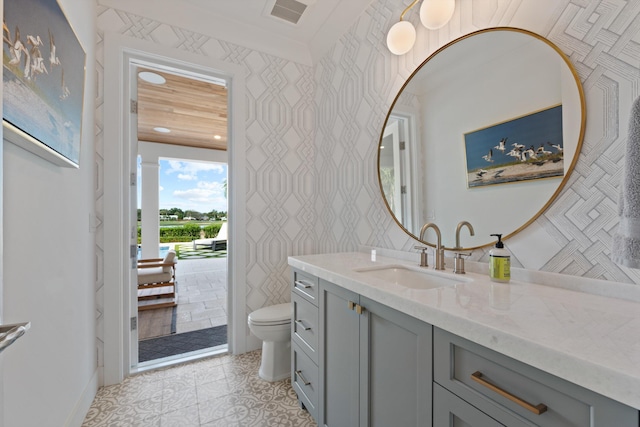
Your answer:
[379,28,585,250]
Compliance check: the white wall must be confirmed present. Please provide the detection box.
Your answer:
[2,0,98,425]
[0,0,4,418]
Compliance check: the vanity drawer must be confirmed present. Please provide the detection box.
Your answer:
[292,292,318,363]
[434,382,516,427]
[292,269,319,305]
[293,346,319,422]
[434,328,638,427]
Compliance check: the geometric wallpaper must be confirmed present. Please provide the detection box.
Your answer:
[95,5,316,366]
[94,0,640,369]
[315,0,640,287]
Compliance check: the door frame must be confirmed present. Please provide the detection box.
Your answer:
[103,33,248,385]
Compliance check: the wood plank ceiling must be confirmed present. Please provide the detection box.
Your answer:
[137,68,228,151]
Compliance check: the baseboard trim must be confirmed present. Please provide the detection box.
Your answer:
[65,368,99,427]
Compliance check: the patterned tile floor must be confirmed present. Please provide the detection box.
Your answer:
[82,351,317,426]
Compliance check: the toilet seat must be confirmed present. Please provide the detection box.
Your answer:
[248,303,291,326]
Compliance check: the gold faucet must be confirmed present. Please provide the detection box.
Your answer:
[453,221,475,274]
[419,222,445,270]
[455,221,475,249]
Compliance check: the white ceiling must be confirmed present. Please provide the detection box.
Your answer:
[182,0,375,64]
[100,0,376,64]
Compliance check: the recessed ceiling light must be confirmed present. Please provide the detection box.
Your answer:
[139,71,166,85]
[214,135,222,140]
[153,127,171,133]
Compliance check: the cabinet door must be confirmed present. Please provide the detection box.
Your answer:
[360,297,433,427]
[434,383,506,427]
[319,279,360,427]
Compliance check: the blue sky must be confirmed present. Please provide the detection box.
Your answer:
[138,159,228,213]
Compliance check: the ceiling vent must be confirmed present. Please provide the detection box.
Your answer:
[270,0,307,24]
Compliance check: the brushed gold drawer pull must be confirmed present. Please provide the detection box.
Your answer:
[355,304,364,315]
[348,301,356,310]
[471,371,548,415]
[296,370,311,386]
[294,280,313,289]
[295,319,311,331]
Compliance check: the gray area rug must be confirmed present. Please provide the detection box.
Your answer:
[138,324,227,362]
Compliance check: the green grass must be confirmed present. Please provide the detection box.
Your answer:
[174,243,227,260]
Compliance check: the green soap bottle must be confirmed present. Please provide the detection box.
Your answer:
[489,234,510,283]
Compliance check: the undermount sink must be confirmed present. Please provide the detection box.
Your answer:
[354,265,465,289]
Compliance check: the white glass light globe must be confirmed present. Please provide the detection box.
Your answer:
[420,0,455,30]
[386,20,416,55]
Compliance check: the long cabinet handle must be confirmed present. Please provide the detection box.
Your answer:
[296,370,311,386]
[295,319,311,331]
[471,371,547,415]
[294,280,313,289]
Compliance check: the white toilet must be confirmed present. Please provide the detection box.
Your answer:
[247,303,292,382]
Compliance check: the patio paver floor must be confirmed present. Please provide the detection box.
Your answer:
[138,251,228,338]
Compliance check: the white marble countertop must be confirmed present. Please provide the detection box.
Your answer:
[288,251,640,410]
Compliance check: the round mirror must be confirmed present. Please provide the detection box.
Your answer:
[378,27,585,250]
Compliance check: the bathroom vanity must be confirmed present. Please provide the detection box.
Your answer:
[289,251,640,426]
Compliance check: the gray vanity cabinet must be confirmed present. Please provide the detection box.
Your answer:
[291,269,320,421]
[433,328,639,427]
[291,267,639,427]
[318,279,433,427]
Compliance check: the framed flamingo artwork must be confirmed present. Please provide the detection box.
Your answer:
[463,105,564,188]
[3,0,85,167]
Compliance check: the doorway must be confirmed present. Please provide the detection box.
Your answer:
[133,62,231,366]
[136,155,229,364]
[103,34,250,385]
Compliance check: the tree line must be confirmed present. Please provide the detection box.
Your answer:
[137,208,227,221]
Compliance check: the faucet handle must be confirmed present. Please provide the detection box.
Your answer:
[453,251,472,258]
[414,245,429,268]
[452,251,472,274]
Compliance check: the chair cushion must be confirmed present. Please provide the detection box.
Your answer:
[162,250,176,273]
[163,250,176,263]
[138,267,172,285]
[216,223,228,240]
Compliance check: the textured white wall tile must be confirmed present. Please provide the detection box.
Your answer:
[314,0,640,285]
[507,222,563,270]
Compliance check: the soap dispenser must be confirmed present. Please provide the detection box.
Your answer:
[489,234,510,283]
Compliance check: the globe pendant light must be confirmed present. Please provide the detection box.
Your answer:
[387,20,417,55]
[419,0,455,30]
[386,0,420,55]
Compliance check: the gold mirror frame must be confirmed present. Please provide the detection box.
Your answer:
[378,27,586,250]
